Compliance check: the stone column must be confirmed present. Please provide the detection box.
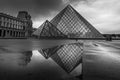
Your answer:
[17,32,19,37]
[24,32,25,37]
[8,31,10,38]
[11,31,13,37]
[13,31,15,37]
[18,32,19,37]
[22,32,23,37]
[12,31,14,37]
[5,30,7,37]
[16,31,18,37]
[19,32,20,37]
[15,31,16,37]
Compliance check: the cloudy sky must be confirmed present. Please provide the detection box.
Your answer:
[0,0,120,34]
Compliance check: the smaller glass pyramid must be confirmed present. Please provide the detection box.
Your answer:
[32,20,67,38]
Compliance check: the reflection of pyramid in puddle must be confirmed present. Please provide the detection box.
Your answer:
[39,42,84,73]
[32,20,66,38]
[50,5,103,38]
[51,43,83,73]
[39,45,63,59]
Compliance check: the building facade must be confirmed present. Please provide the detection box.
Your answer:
[0,11,33,38]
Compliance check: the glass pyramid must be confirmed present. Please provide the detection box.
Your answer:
[50,42,83,73]
[50,5,103,38]
[32,20,67,38]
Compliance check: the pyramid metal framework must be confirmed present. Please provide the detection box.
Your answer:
[39,42,83,73]
[33,20,66,38]
[50,5,103,38]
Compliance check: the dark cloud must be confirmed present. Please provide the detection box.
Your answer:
[0,0,62,18]
[0,0,84,19]
[0,0,89,21]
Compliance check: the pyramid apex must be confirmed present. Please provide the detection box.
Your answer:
[66,4,73,8]
[67,4,72,6]
[64,4,75,11]
[45,20,49,23]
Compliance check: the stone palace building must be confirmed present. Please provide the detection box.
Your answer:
[0,11,33,38]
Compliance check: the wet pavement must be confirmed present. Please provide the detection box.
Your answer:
[84,41,120,80]
[0,39,120,80]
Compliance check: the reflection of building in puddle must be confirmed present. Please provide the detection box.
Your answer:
[18,51,32,66]
[39,42,84,73]
[0,46,13,53]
